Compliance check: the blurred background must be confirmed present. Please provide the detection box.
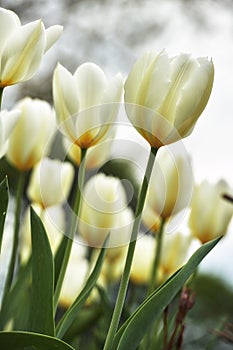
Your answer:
[0,0,232,347]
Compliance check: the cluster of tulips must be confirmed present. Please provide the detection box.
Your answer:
[0,6,232,350]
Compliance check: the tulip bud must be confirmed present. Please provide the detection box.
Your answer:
[0,109,20,158]
[130,234,155,285]
[189,180,233,243]
[79,173,134,248]
[143,147,192,221]
[27,158,74,208]
[159,231,192,281]
[20,204,65,264]
[0,7,62,87]
[53,62,122,148]
[59,243,89,308]
[6,97,56,171]
[124,51,214,148]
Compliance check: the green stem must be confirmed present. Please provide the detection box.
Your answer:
[2,171,25,303]
[147,217,166,295]
[103,146,158,350]
[54,148,87,310]
[0,88,4,109]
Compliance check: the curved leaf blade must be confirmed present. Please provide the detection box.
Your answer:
[56,242,107,338]
[115,236,222,350]
[29,208,55,336]
[0,177,9,252]
[0,331,75,350]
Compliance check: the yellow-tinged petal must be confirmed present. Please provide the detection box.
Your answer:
[7,97,56,171]
[74,62,106,110]
[0,20,45,86]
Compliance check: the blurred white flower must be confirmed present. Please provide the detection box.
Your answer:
[125,51,214,148]
[6,97,56,171]
[159,231,193,281]
[20,204,65,264]
[27,157,74,208]
[189,180,233,243]
[53,62,122,148]
[0,7,62,87]
[0,109,20,158]
[79,173,134,248]
[143,147,192,221]
[59,242,89,308]
[130,234,155,285]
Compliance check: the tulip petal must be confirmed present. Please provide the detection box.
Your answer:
[136,50,170,110]
[53,63,79,141]
[125,51,158,103]
[74,62,106,110]
[0,20,45,85]
[173,57,214,134]
[0,8,20,50]
[44,25,63,52]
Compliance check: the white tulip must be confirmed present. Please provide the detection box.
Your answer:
[20,204,65,264]
[53,62,122,148]
[143,147,192,221]
[189,180,233,243]
[159,231,193,281]
[79,173,134,248]
[7,97,56,171]
[0,109,20,158]
[125,51,214,148]
[130,234,155,285]
[0,7,62,87]
[27,158,74,208]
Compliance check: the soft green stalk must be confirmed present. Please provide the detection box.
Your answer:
[143,218,166,350]
[103,146,158,350]
[2,171,25,303]
[147,217,166,296]
[54,148,87,310]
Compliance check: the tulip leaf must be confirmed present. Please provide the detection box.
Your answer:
[56,241,108,339]
[0,259,31,330]
[114,236,222,350]
[0,177,9,253]
[54,234,69,288]
[29,208,55,336]
[0,331,75,350]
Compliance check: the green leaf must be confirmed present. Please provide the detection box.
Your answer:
[0,177,9,252]
[114,236,222,350]
[0,260,31,330]
[0,331,75,350]
[54,235,69,288]
[56,243,107,339]
[29,208,55,336]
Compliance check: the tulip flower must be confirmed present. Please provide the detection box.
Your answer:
[0,7,62,88]
[79,173,134,248]
[27,158,74,208]
[20,203,65,264]
[53,62,123,148]
[7,97,56,171]
[189,180,233,243]
[0,109,20,158]
[159,231,193,281]
[59,243,89,307]
[124,51,214,148]
[143,147,193,221]
[130,234,155,285]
